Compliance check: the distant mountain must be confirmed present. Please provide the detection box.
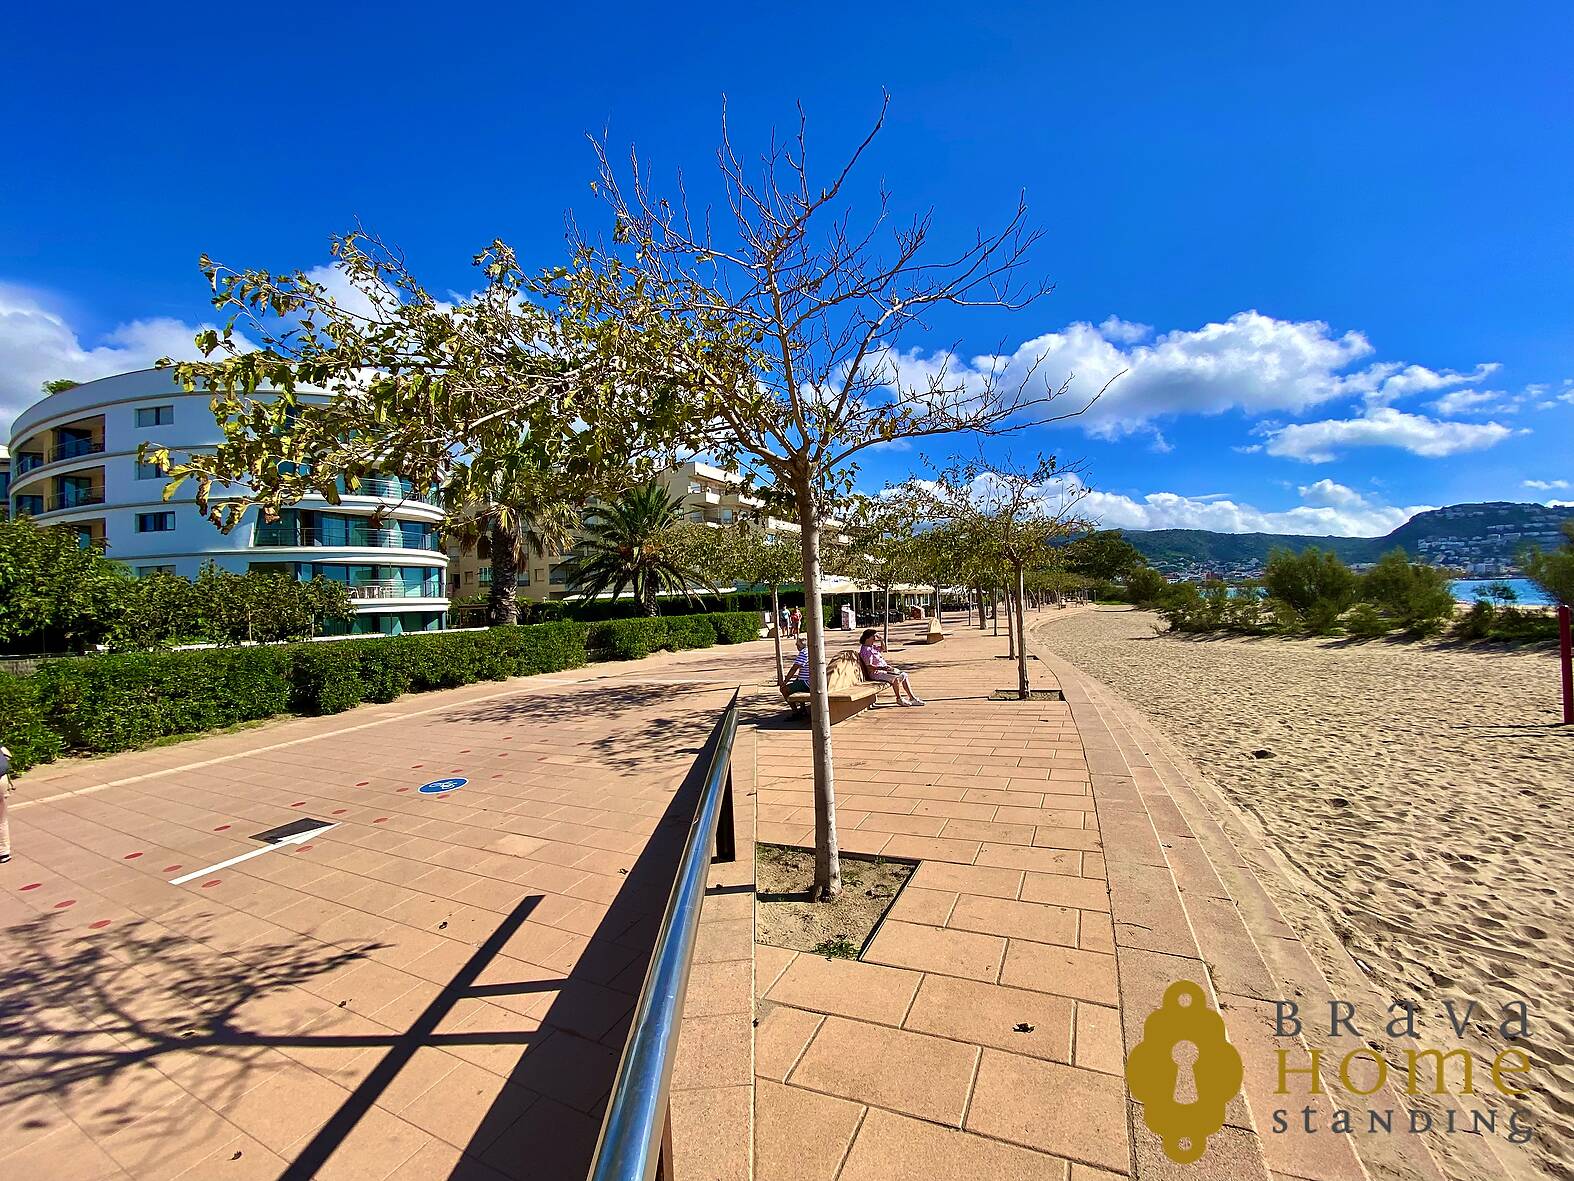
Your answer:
[1124,502,1574,574]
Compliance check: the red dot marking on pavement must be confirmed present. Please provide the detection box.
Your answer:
[291,801,307,807]
[354,780,370,788]
[497,753,509,758]
[451,768,464,773]
[54,899,76,909]
[332,809,348,815]
[123,852,143,860]
[502,736,512,741]
[163,865,182,874]
[20,883,41,891]
[296,845,314,853]
[459,748,471,754]
[214,825,231,832]
[201,880,222,888]
[396,787,410,793]
[373,817,389,823]
[89,920,111,930]
[491,773,504,779]
[411,763,424,769]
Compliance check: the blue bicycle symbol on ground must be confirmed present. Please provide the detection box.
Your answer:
[417,778,468,794]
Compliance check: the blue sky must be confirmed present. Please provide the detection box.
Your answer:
[3,1,1570,535]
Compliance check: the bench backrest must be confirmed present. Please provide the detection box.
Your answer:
[826,651,868,690]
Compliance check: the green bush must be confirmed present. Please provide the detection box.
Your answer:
[664,615,716,651]
[287,644,365,715]
[1264,547,1358,625]
[1125,567,1171,608]
[1360,551,1456,636]
[710,611,763,644]
[1342,602,1391,639]
[493,621,589,675]
[588,617,669,660]
[0,674,64,772]
[353,636,421,702]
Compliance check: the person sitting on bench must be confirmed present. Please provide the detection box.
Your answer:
[782,635,811,695]
[858,629,926,706]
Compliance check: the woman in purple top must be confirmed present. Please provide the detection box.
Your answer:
[857,629,926,706]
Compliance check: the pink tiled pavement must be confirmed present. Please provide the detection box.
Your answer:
[0,642,767,1181]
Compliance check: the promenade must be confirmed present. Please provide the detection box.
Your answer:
[0,613,1488,1181]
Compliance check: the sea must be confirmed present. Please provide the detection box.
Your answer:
[1448,577,1555,606]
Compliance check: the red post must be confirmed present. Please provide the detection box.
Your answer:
[1560,604,1573,726]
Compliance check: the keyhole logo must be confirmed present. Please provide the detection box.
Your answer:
[1125,980,1244,1162]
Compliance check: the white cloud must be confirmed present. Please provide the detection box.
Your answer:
[1524,478,1570,491]
[1260,407,1516,463]
[0,283,253,430]
[1049,472,1429,537]
[1428,388,1516,415]
[886,310,1502,441]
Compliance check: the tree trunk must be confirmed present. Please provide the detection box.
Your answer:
[640,574,659,617]
[486,520,520,626]
[994,580,1002,639]
[882,587,890,649]
[770,583,784,684]
[1004,577,1015,659]
[1016,562,1030,699]
[796,484,841,901]
[934,581,943,625]
[977,586,987,629]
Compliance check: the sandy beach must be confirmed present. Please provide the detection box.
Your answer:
[1034,606,1574,1181]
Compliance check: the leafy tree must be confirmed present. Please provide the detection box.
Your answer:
[188,563,354,645]
[0,517,129,654]
[1522,521,1574,607]
[41,378,80,394]
[839,496,924,648]
[1263,547,1357,634]
[562,482,717,616]
[573,103,1106,899]
[678,522,802,680]
[1064,530,1144,582]
[910,453,1092,699]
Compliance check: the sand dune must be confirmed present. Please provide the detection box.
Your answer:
[1035,606,1573,1181]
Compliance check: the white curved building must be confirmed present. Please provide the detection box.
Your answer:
[6,369,449,634]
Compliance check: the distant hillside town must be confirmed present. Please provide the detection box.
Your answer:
[1125,501,1574,581]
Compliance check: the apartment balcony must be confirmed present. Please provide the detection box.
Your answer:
[50,438,106,463]
[349,580,446,600]
[49,490,106,512]
[13,453,46,476]
[701,490,722,505]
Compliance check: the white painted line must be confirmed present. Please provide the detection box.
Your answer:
[169,823,339,885]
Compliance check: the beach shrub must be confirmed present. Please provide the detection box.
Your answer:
[353,636,421,702]
[1451,601,1495,641]
[496,620,589,675]
[664,615,716,651]
[1521,522,1574,607]
[1342,603,1390,639]
[1360,551,1456,637]
[0,673,64,772]
[1126,567,1171,609]
[1264,547,1357,629]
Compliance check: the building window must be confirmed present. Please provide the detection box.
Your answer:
[137,564,178,577]
[15,495,45,517]
[135,461,166,480]
[136,511,176,533]
[135,405,175,428]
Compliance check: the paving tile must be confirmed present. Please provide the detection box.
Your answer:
[670,1084,752,1181]
[839,1107,1071,1181]
[1020,872,1112,913]
[754,1001,823,1081]
[883,885,957,926]
[948,893,1078,948]
[754,1080,864,1181]
[1000,941,1119,1006]
[909,860,1024,900]
[765,952,922,1026]
[966,1050,1132,1174]
[865,919,1006,981]
[790,1016,978,1125]
[1073,1002,1124,1075]
[904,974,1075,1062]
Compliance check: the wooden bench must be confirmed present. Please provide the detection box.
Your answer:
[921,617,945,644]
[780,651,885,724]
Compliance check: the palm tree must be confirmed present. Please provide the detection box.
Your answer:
[563,481,716,615]
[446,445,579,626]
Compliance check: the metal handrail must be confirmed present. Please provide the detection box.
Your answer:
[588,688,740,1181]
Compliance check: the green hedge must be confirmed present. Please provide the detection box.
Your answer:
[0,615,754,774]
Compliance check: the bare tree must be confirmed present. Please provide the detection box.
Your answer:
[578,97,1103,897]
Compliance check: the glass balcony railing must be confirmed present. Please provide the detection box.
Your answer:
[14,453,46,475]
[348,580,445,600]
[49,491,106,511]
[50,439,105,463]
